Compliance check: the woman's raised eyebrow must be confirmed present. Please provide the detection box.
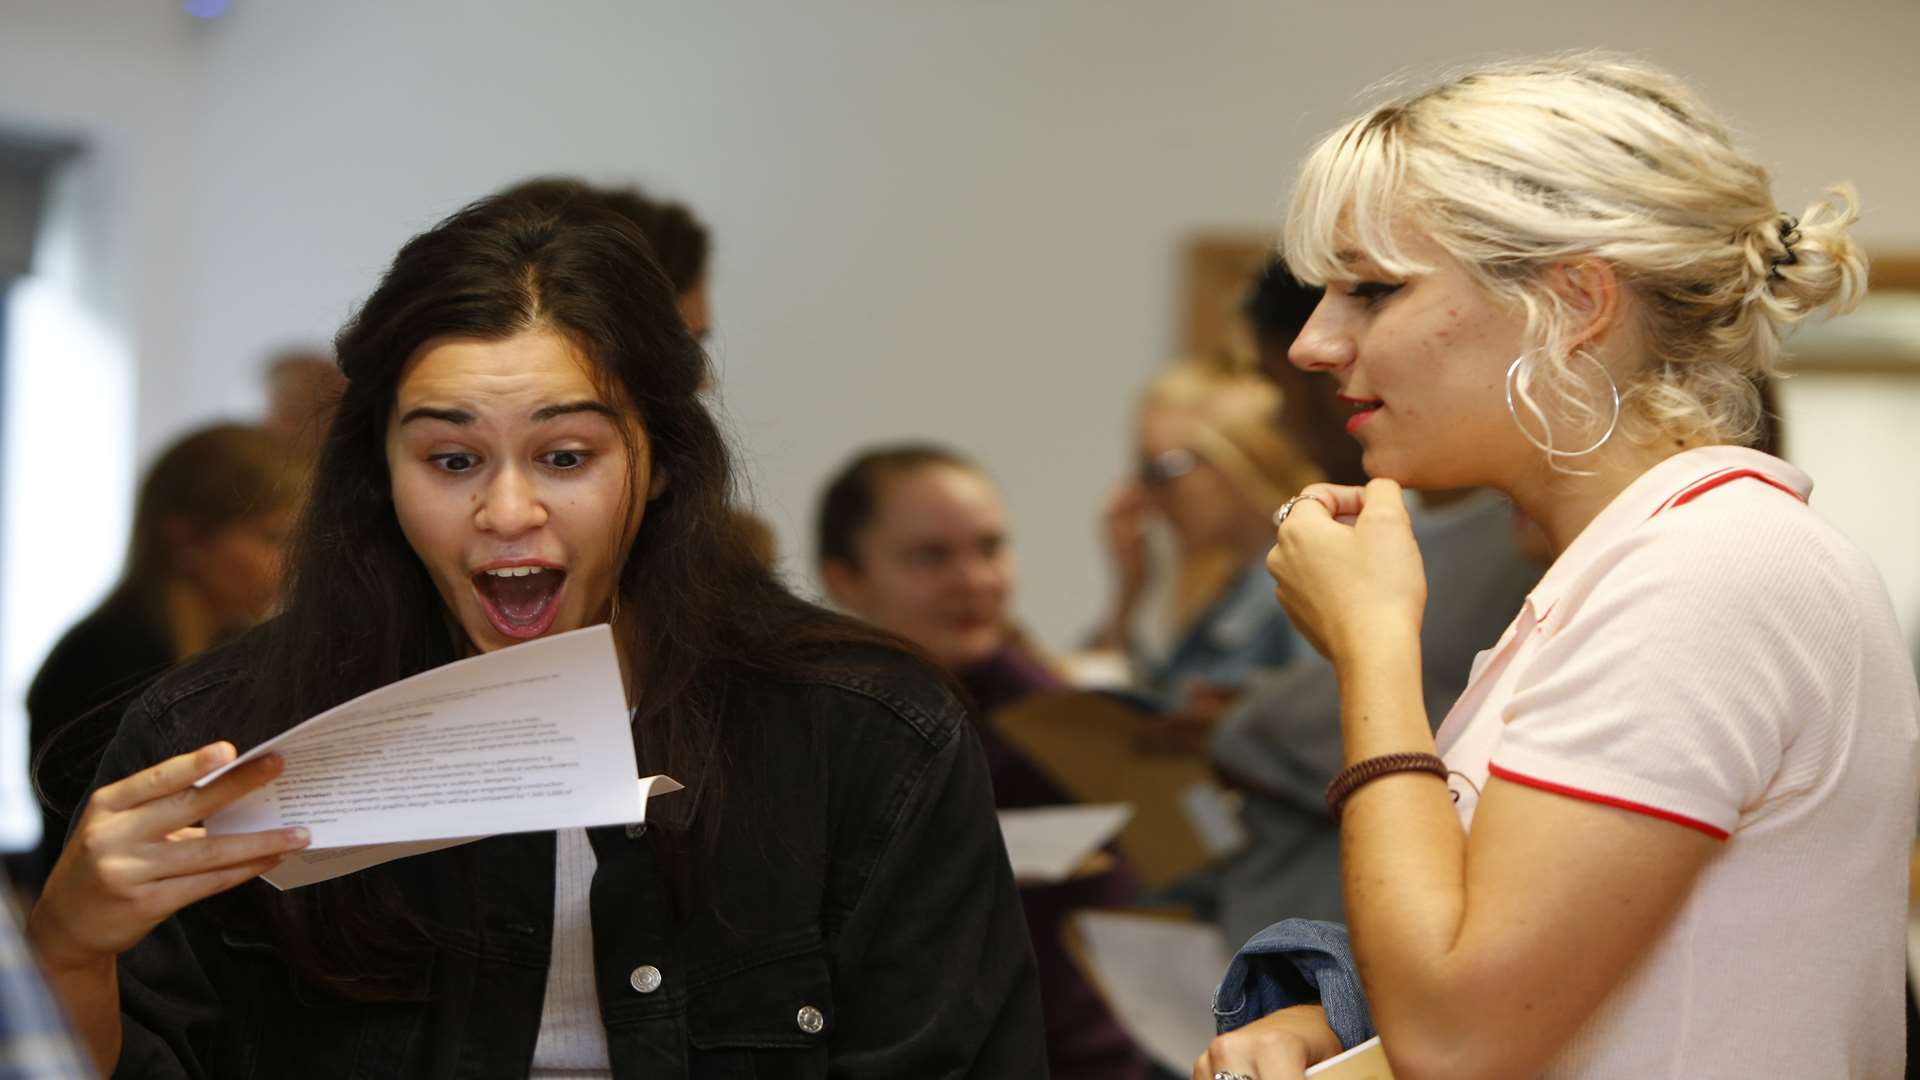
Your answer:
[396,401,616,426]
[398,406,474,427]
[529,401,618,423]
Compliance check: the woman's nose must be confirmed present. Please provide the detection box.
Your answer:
[474,465,548,536]
[1289,295,1355,373]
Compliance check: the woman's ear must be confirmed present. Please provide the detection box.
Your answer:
[818,558,865,612]
[1553,258,1623,349]
[646,468,669,501]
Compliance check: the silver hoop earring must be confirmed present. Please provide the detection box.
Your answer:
[1504,352,1620,458]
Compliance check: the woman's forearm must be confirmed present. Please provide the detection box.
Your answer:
[1331,628,1475,1059]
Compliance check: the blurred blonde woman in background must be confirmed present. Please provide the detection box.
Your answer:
[1097,356,1319,713]
[1196,55,1919,1079]
[23,424,306,891]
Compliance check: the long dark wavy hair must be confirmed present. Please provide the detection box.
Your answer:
[229,187,913,995]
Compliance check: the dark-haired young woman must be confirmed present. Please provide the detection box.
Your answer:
[26,189,1043,1078]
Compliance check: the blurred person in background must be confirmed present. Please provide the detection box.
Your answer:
[499,176,714,342]
[1093,356,1319,716]
[262,349,348,458]
[1241,261,1368,490]
[817,444,1151,1080]
[23,423,306,892]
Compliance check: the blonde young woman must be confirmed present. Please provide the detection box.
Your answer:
[1098,357,1320,711]
[1195,57,1920,1079]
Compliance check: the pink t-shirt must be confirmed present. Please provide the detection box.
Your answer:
[1436,446,1919,1077]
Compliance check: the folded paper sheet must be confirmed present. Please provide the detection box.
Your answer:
[256,776,683,890]
[997,803,1133,884]
[199,625,674,887]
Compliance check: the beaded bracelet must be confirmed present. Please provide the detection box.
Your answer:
[1325,752,1450,821]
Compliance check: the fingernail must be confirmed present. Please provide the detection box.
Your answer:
[259,753,284,770]
[204,742,236,765]
[285,827,310,845]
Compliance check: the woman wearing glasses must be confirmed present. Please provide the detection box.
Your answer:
[1095,356,1319,711]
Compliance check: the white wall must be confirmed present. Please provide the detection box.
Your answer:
[6,0,1920,662]
[0,1,203,845]
[1778,372,1920,641]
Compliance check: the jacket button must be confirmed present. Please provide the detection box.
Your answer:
[796,1005,825,1035]
[629,965,663,994]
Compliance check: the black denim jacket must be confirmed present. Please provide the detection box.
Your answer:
[96,643,1046,1079]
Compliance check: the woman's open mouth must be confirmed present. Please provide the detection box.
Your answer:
[472,564,567,640]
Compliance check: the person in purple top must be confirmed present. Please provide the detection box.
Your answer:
[817,444,1152,1080]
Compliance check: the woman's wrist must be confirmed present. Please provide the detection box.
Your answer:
[1328,614,1419,672]
[24,904,105,975]
[1286,1005,1344,1062]
[1332,625,1430,763]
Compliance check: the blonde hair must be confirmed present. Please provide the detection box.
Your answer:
[1283,53,1868,452]
[1142,353,1321,507]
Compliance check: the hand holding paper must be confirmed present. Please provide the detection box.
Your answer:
[198,625,680,888]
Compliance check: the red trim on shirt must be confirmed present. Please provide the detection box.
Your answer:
[1650,468,1805,518]
[1486,763,1731,840]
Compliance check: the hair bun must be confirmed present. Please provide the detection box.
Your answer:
[1748,184,1869,328]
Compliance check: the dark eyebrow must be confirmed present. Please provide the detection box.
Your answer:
[398,406,474,426]
[529,401,618,423]
[397,401,618,426]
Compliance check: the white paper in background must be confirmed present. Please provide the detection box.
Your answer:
[997,803,1133,884]
[201,625,640,849]
[1181,780,1249,857]
[259,776,683,890]
[1069,911,1231,1075]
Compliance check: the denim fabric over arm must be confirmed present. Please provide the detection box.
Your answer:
[1211,918,1374,1051]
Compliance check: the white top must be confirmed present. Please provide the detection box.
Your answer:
[1436,446,1920,1078]
[530,828,613,1079]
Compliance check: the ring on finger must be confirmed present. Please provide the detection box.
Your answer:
[1213,1071,1253,1080]
[1273,493,1315,528]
